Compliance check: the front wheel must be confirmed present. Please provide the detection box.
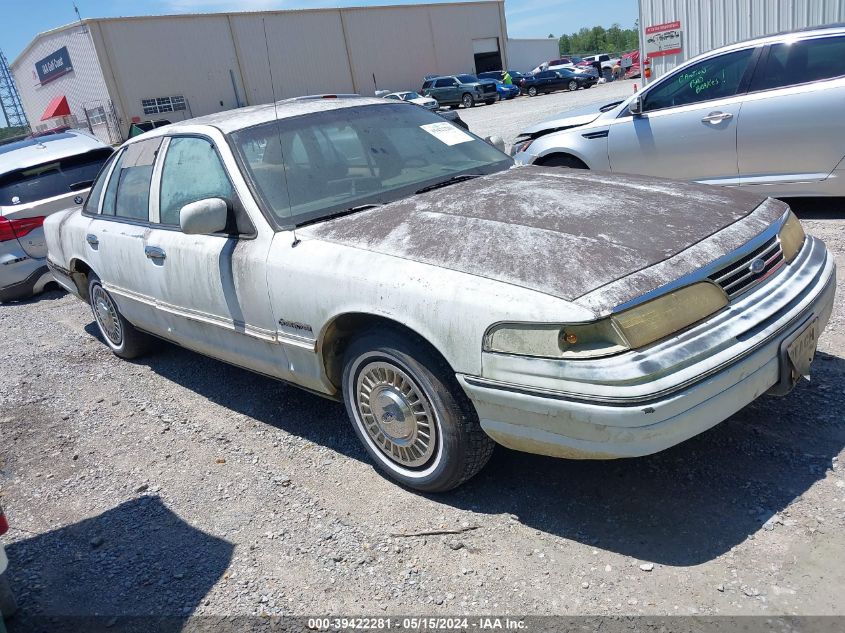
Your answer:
[485,99,496,106]
[88,274,152,359]
[461,93,474,108]
[527,86,538,97]
[341,329,494,492]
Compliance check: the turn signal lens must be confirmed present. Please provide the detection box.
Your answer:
[611,282,728,349]
[779,211,806,264]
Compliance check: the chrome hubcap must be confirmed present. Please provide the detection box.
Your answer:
[92,285,122,346]
[356,361,436,468]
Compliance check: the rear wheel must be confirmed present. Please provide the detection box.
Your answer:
[88,274,152,359]
[527,86,538,97]
[568,80,578,91]
[485,99,496,106]
[461,93,474,108]
[341,329,494,492]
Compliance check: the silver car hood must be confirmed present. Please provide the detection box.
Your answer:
[300,166,788,315]
[520,102,622,136]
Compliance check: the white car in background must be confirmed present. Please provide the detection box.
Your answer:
[512,25,845,197]
[383,91,439,109]
[0,130,113,302]
[531,57,577,74]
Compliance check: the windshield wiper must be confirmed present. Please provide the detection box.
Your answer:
[415,174,482,195]
[297,203,383,228]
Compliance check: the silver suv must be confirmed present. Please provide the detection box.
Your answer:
[513,25,845,197]
[1,130,112,302]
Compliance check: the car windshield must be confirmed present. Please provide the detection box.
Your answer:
[402,92,422,100]
[231,103,512,227]
[0,148,113,206]
[456,74,478,83]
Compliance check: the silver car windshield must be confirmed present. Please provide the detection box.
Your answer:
[231,103,511,227]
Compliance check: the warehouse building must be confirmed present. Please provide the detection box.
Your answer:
[638,0,845,81]
[12,1,515,142]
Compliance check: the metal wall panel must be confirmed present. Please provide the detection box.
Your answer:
[506,38,560,73]
[230,11,354,103]
[10,24,112,135]
[96,16,243,123]
[640,0,845,80]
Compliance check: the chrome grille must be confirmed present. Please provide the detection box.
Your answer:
[708,235,784,299]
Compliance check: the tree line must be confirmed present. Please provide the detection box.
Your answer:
[556,23,639,56]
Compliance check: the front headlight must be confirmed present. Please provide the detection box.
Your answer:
[779,210,805,263]
[484,282,728,359]
[511,137,533,155]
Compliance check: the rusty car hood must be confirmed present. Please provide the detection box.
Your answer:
[300,166,788,314]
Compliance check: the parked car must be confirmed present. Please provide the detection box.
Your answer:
[0,130,113,302]
[494,80,520,100]
[382,91,438,110]
[531,57,577,74]
[519,70,587,96]
[578,53,619,79]
[512,25,845,197]
[421,74,497,108]
[0,501,16,618]
[45,96,834,492]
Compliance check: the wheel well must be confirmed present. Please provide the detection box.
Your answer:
[320,313,448,392]
[534,152,589,169]
[68,258,93,301]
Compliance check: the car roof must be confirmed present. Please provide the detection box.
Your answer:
[687,23,845,63]
[129,95,389,138]
[0,130,110,176]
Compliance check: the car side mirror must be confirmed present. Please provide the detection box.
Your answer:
[485,135,506,153]
[629,95,644,116]
[180,197,228,235]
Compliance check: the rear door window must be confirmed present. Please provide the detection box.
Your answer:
[750,35,845,91]
[0,147,113,207]
[101,138,162,221]
[434,78,454,88]
[644,48,755,111]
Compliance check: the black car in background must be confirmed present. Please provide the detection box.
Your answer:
[519,69,597,96]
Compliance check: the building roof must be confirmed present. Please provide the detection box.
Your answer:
[0,130,110,176]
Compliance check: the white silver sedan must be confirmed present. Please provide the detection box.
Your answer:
[513,25,845,197]
[44,96,835,492]
[383,91,439,109]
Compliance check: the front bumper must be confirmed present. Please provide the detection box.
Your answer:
[459,238,836,459]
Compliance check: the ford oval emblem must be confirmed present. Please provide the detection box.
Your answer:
[748,258,766,275]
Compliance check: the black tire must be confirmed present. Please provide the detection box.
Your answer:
[461,93,474,109]
[341,328,494,492]
[0,572,17,619]
[583,83,592,89]
[485,99,496,106]
[568,80,578,91]
[88,274,152,360]
[527,86,538,97]
[538,154,589,170]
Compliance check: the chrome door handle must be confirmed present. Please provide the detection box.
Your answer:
[702,112,733,123]
[144,246,166,261]
[86,234,99,247]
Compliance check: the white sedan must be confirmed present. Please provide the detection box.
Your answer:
[44,96,835,492]
[382,91,439,109]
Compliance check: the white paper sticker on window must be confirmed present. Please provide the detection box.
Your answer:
[420,122,474,146]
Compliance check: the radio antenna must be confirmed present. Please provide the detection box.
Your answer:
[262,18,298,246]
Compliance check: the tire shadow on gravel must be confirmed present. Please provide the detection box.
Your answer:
[442,351,845,567]
[5,496,233,633]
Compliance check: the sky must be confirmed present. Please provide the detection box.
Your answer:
[1,0,638,62]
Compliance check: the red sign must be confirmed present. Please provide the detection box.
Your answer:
[645,21,683,57]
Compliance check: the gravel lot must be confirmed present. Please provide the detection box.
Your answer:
[1,82,844,628]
